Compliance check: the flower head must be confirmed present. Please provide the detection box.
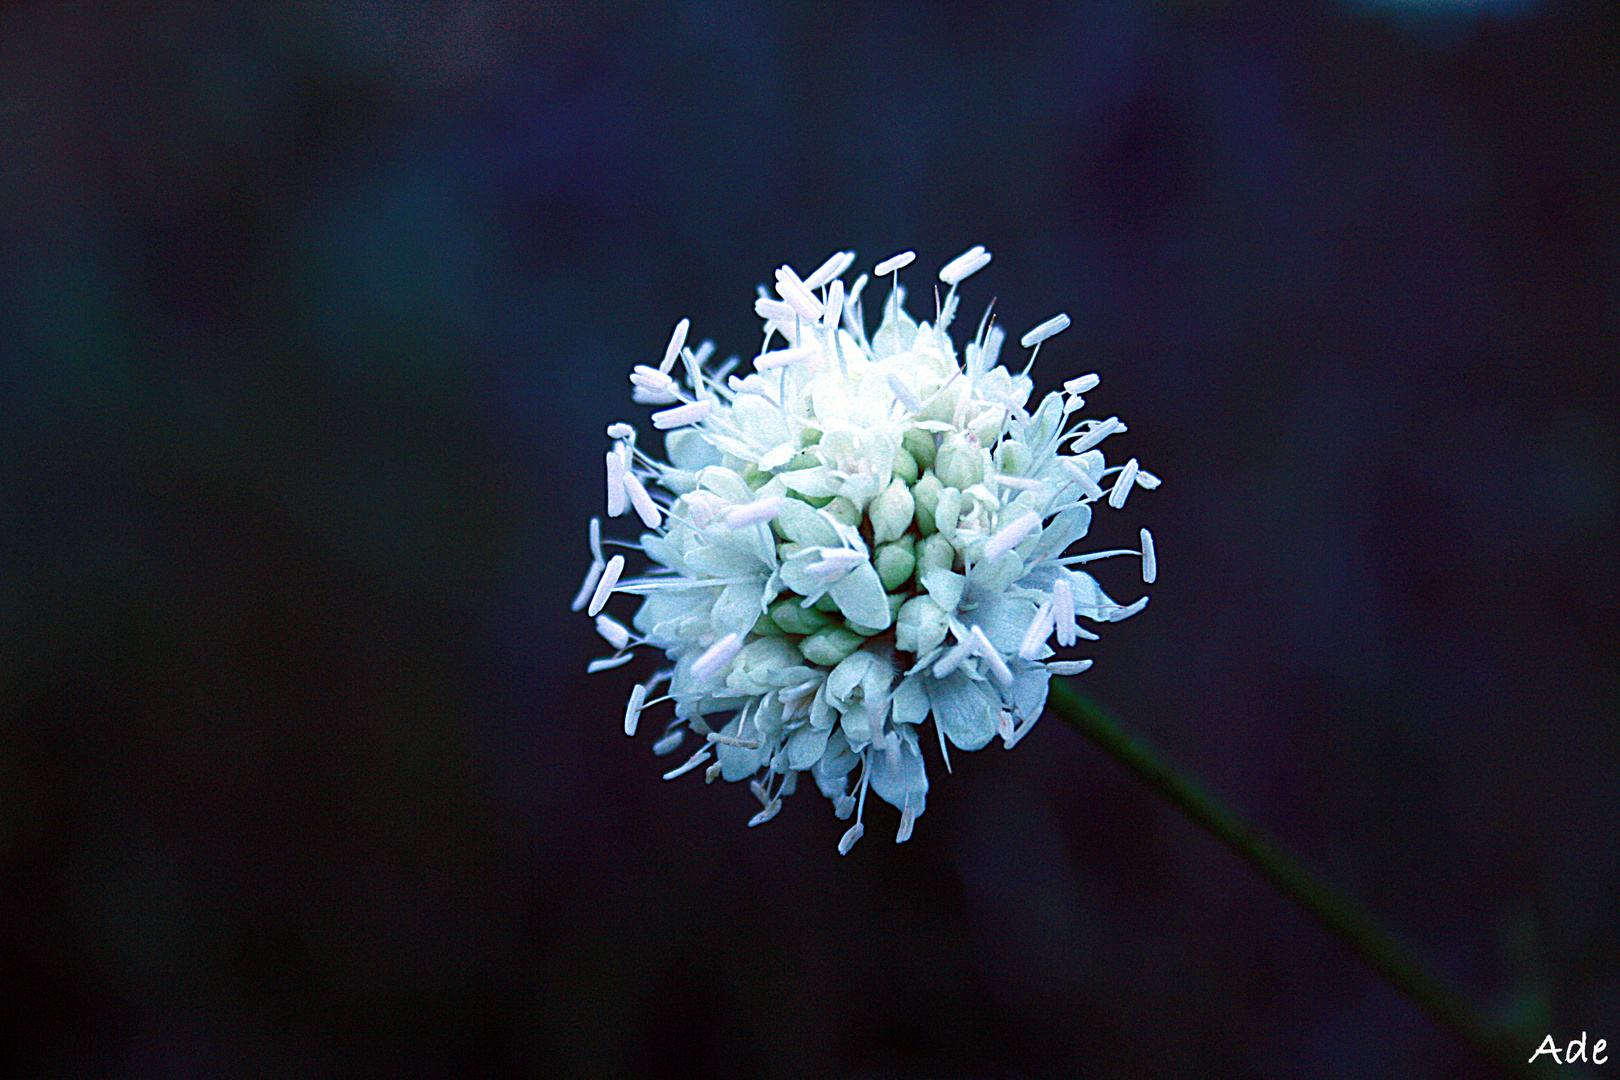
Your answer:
[577,247,1157,852]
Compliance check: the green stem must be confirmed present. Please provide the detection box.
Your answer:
[1046,681,1530,1078]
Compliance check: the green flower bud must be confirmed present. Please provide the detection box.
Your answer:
[875,542,917,592]
[903,428,938,471]
[824,495,862,528]
[891,445,920,484]
[800,625,865,666]
[895,595,949,656]
[869,476,916,544]
[770,597,832,636]
[912,471,943,535]
[916,533,955,579]
[935,432,986,490]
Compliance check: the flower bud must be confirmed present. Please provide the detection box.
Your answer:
[770,597,833,636]
[869,476,915,544]
[895,595,949,656]
[875,541,917,592]
[934,432,986,490]
[994,438,1032,477]
[912,471,943,535]
[891,444,920,484]
[903,428,938,471]
[800,625,864,666]
[916,533,955,579]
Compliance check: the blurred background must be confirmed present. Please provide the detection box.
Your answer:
[3,1,1616,1077]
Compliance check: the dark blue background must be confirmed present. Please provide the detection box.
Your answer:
[4,1,1616,1077]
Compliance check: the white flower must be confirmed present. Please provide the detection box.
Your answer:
[577,247,1157,852]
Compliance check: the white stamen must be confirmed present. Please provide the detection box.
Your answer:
[587,653,636,673]
[1047,659,1093,676]
[754,296,797,323]
[1071,417,1123,454]
[803,250,855,291]
[874,251,915,276]
[932,632,975,679]
[1140,528,1157,584]
[587,554,624,617]
[805,548,864,581]
[605,422,636,442]
[570,560,604,613]
[1109,457,1139,510]
[1106,596,1150,621]
[844,273,868,324]
[983,510,1039,560]
[821,278,844,330]
[997,709,1016,745]
[595,614,631,651]
[1060,456,1104,500]
[1020,313,1071,349]
[886,372,921,412]
[623,469,662,528]
[588,516,603,561]
[1019,599,1056,660]
[833,794,856,820]
[652,399,715,430]
[605,450,628,517]
[995,475,1045,491]
[651,729,685,756]
[774,265,825,322]
[1134,469,1162,490]
[837,821,865,855]
[1063,374,1100,396]
[623,683,647,736]
[659,318,690,375]
[747,800,783,827]
[690,631,745,683]
[969,624,1013,686]
[1053,575,1077,646]
[896,803,917,843]
[706,731,760,749]
[629,365,681,404]
[662,747,711,780]
[725,496,785,528]
[939,245,991,285]
[755,346,813,370]
[688,340,715,366]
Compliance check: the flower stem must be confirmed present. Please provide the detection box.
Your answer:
[1046,681,1531,1077]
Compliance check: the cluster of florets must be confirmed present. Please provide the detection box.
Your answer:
[574,246,1156,852]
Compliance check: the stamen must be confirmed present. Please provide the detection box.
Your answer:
[1053,575,1077,646]
[748,800,783,827]
[983,510,1039,560]
[874,251,915,276]
[837,821,865,855]
[755,296,797,323]
[662,747,711,780]
[821,278,844,330]
[1134,469,1162,490]
[629,365,681,404]
[995,475,1045,491]
[1059,457,1104,500]
[570,558,604,613]
[886,372,921,412]
[1019,599,1056,660]
[587,554,625,617]
[1047,659,1093,676]
[969,624,1013,686]
[623,469,663,528]
[1109,457,1139,510]
[623,683,647,736]
[706,731,761,749]
[803,250,855,291]
[755,346,813,370]
[1140,528,1157,584]
[805,548,864,581]
[932,631,975,679]
[659,318,690,375]
[651,728,685,756]
[605,450,628,517]
[690,631,745,683]
[725,496,785,528]
[587,654,636,673]
[939,245,991,285]
[896,802,917,843]
[1063,374,1100,396]
[595,614,631,651]
[1020,313,1071,349]
[1070,416,1123,454]
[774,265,825,322]
[652,399,715,430]
[605,422,636,442]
